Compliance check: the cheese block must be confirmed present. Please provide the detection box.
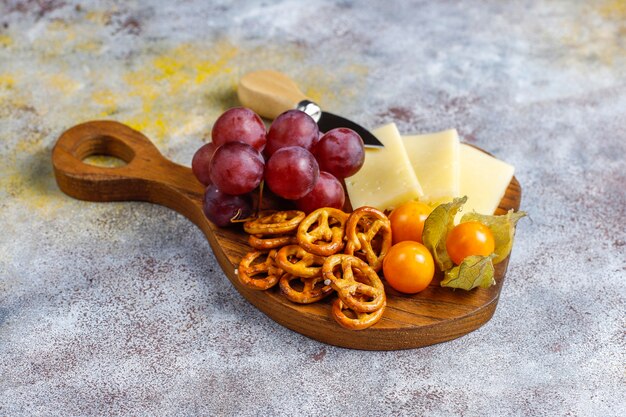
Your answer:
[459,143,515,216]
[345,123,423,211]
[401,129,460,204]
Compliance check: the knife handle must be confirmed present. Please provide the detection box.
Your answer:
[238,70,311,120]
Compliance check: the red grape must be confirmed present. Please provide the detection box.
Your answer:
[265,110,319,157]
[313,127,365,179]
[212,107,267,151]
[191,142,218,186]
[296,171,345,213]
[265,146,320,200]
[202,184,252,227]
[209,142,264,195]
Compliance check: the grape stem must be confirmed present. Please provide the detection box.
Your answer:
[229,209,245,223]
[229,181,265,224]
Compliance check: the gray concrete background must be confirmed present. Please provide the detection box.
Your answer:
[1,1,624,416]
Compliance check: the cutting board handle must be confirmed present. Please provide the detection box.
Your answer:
[238,70,311,120]
[51,120,207,226]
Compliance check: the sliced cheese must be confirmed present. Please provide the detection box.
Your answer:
[345,123,423,211]
[401,129,460,204]
[459,143,515,216]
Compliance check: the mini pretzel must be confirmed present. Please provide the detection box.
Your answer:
[322,254,385,313]
[297,208,349,256]
[344,206,392,272]
[248,234,298,250]
[275,245,327,278]
[244,210,305,235]
[279,274,333,304]
[331,296,386,330]
[237,250,283,290]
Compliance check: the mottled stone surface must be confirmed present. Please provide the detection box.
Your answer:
[1,1,625,416]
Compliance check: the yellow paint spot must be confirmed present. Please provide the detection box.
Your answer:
[0,133,66,216]
[92,89,119,115]
[555,0,626,68]
[13,136,43,155]
[47,73,82,94]
[0,34,13,48]
[0,73,15,89]
[122,41,239,144]
[48,19,74,34]
[30,20,82,58]
[599,0,626,18]
[75,40,102,53]
[0,171,63,214]
[2,173,25,197]
[151,43,237,92]
[85,10,113,25]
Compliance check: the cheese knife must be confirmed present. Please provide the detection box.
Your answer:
[237,70,384,148]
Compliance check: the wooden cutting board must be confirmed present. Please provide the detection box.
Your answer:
[52,120,522,351]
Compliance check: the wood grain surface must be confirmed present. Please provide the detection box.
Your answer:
[52,120,522,351]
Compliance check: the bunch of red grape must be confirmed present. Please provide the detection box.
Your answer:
[192,107,365,227]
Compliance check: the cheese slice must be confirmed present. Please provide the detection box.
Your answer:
[459,143,515,216]
[401,129,460,204]
[345,123,423,211]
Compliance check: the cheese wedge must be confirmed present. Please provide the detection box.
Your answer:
[401,129,460,204]
[345,123,423,211]
[459,143,514,216]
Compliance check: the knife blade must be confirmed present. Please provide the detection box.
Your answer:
[317,110,383,148]
[237,70,384,148]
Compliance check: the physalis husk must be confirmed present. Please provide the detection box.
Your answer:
[423,197,526,290]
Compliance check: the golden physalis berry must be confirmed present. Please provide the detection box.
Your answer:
[388,201,432,244]
[383,241,435,294]
[445,221,495,265]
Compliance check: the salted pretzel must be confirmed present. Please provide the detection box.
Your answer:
[322,254,385,313]
[344,206,392,272]
[331,296,386,330]
[243,210,305,235]
[296,207,349,256]
[279,273,333,304]
[275,245,327,278]
[237,250,283,290]
[248,234,298,250]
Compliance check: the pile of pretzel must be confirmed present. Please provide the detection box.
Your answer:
[236,206,392,330]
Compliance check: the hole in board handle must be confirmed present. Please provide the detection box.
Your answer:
[82,155,128,168]
[73,135,136,168]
